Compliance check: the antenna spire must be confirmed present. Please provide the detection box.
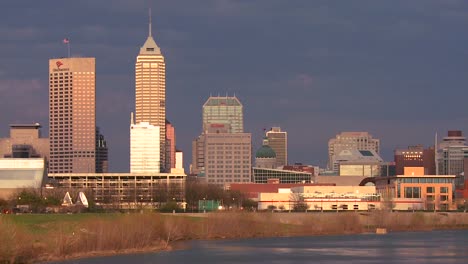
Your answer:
[149,8,152,37]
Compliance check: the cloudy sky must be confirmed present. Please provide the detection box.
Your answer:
[1,0,468,172]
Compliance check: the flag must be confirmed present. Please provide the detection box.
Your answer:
[63,38,69,44]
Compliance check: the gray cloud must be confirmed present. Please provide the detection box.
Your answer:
[1,1,468,171]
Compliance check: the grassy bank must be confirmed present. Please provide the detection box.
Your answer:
[1,211,468,263]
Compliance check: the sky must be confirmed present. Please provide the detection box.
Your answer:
[1,0,468,172]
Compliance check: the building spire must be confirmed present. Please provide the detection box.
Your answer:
[149,8,152,37]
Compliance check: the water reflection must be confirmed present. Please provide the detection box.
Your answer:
[57,230,468,264]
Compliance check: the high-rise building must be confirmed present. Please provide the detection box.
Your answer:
[191,134,205,175]
[0,123,49,160]
[266,127,287,167]
[394,145,435,175]
[49,58,98,173]
[95,127,108,173]
[204,133,252,185]
[328,132,380,171]
[202,96,243,133]
[437,130,468,176]
[165,120,176,171]
[192,95,251,185]
[135,13,166,172]
[130,120,160,173]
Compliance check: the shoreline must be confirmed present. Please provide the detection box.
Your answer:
[2,211,468,263]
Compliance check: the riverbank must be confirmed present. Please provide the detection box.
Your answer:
[1,211,468,263]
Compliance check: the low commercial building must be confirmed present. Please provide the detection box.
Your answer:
[258,185,380,211]
[48,172,186,206]
[374,175,456,211]
[230,181,335,200]
[0,124,49,160]
[0,158,46,199]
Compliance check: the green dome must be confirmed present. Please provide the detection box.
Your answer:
[255,145,276,158]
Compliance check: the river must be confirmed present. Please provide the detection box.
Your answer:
[58,230,468,264]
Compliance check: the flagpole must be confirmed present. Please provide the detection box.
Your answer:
[68,42,71,58]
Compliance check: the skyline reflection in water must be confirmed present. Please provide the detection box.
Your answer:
[57,230,468,264]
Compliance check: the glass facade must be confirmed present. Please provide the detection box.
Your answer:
[202,97,243,133]
[253,168,312,184]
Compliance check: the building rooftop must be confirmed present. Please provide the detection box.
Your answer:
[9,123,41,129]
[203,96,242,107]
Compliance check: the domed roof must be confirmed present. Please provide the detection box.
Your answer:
[255,145,276,158]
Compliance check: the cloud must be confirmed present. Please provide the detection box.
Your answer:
[0,79,48,136]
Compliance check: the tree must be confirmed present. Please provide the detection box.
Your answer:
[289,192,309,212]
[381,191,396,212]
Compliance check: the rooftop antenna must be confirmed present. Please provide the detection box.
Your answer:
[435,132,438,175]
[148,7,152,37]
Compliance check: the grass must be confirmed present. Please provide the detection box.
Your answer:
[1,211,468,263]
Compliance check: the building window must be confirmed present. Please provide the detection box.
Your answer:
[440,195,449,201]
[440,187,448,193]
[404,187,421,198]
[426,187,435,193]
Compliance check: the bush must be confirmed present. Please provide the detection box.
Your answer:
[159,201,181,212]
[293,202,310,212]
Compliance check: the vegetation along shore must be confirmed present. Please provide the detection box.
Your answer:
[1,211,468,263]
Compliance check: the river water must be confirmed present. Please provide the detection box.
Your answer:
[59,230,468,264]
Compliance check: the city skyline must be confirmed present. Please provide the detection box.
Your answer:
[1,1,468,171]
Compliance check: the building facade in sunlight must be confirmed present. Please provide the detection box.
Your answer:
[49,57,101,173]
[328,132,380,172]
[134,18,166,172]
[266,127,287,167]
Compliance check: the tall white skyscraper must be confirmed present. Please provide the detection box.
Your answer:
[135,11,166,172]
[130,118,160,173]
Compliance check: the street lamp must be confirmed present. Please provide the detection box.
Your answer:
[203,197,206,213]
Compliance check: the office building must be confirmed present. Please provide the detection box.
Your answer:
[135,13,166,172]
[437,131,468,176]
[95,127,108,173]
[202,96,243,133]
[328,132,380,171]
[0,123,49,160]
[203,133,251,185]
[130,119,160,173]
[266,127,287,167]
[375,175,456,211]
[165,120,176,172]
[49,57,99,173]
[191,134,205,175]
[394,145,435,175]
[48,171,186,205]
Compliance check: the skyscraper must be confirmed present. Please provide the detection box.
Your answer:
[135,12,166,172]
[202,96,243,133]
[328,132,380,172]
[191,95,251,185]
[437,130,468,175]
[266,127,287,167]
[49,58,97,173]
[165,120,176,171]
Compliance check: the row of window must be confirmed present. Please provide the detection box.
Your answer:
[397,178,453,184]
